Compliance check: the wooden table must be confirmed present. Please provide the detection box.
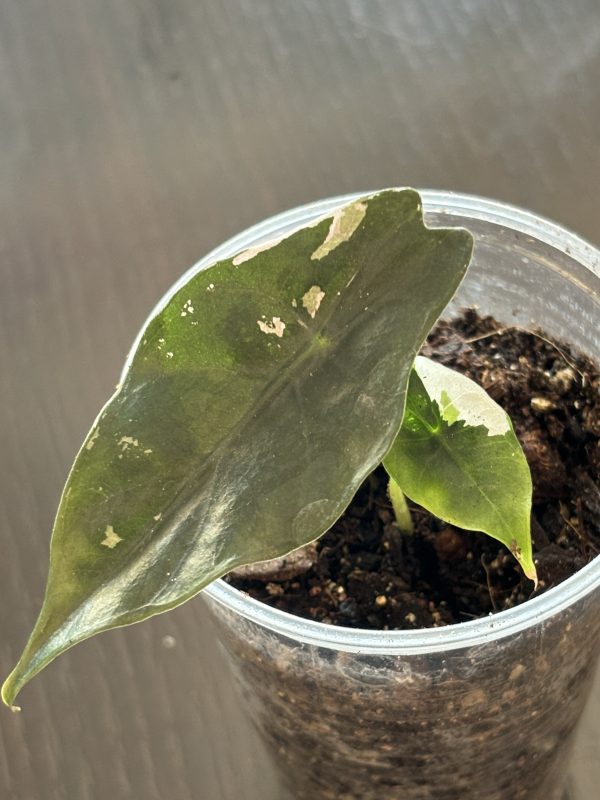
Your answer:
[1,2,598,797]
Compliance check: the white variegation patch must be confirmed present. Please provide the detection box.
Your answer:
[257,317,286,337]
[414,355,510,437]
[101,525,123,549]
[302,285,325,318]
[233,236,286,266]
[85,428,100,450]
[311,200,367,260]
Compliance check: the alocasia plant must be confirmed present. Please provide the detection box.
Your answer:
[385,357,534,577]
[1,189,536,710]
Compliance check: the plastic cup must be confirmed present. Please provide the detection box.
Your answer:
[138,191,600,800]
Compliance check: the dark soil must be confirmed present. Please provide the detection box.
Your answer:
[228,309,600,630]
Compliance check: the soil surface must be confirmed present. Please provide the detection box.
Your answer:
[228,310,600,629]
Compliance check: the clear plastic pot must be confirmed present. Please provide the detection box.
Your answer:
[148,192,600,800]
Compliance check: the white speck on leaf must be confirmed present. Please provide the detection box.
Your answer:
[302,285,325,319]
[154,513,162,521]
[144,448,153,454]
[311,200,367,260]
[257,317,286,338]
[85,428,100,450]
[291,298,297,308]
[206,283,215,292]
[101,525,123,549]
[166,351,174,359]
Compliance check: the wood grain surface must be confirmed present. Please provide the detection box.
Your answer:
[1,1,598,798]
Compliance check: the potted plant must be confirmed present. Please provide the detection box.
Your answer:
[2,190,599,800]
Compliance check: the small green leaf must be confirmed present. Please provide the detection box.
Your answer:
[384,356,536,582]
[2,190,473,707]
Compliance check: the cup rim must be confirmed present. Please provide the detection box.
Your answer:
[123,189,600,655]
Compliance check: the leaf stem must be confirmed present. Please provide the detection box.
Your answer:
[388,477,413,533]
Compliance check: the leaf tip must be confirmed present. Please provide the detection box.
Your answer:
[1,672,22,713]
[513,543,538,587]
[526,563,539,589]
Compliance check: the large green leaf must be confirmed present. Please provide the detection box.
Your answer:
[384,356,536,582]
[2,190,473,707]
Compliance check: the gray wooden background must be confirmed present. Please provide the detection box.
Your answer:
[1,1,599,798]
